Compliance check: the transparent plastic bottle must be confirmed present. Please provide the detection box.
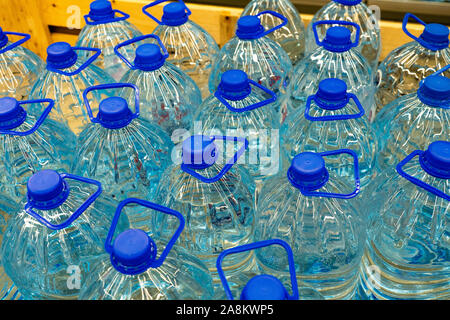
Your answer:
[143,0,219,99]
[0,97,76,200]
[115,34,201,137]
[73,83,172,224]
[1,170,129,300]
[209,11,293,123]
[217,239,324,300]
[255,150,365,299]
[194,70,281,195]
[29,42,115,136]
[0,194,21,300]
[79,198,214,300]
[291,20,375,121]
[305,0,381,72]
[76,0,143,81]
[241,0,306,65]
[375,13,450,116]
[359,141,449,300]
[0,28,43,100]
[153,135,256,284]
[283,78,377,189]
[375,66,449,172]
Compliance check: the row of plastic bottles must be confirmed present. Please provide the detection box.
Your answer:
[0,0,448,300]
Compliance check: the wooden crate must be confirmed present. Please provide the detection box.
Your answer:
[0,0,438,61]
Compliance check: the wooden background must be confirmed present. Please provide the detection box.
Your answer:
[0,0,440,61]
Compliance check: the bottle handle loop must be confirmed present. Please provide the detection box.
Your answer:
[304,93,365,121]
[47,47,102,76]
[82,83,140,124]
[25,174,102,230]
[257,10,289,37]
[289,149,361,199]
[313,20,361,48]
[84,9,130,25]
[0,99,55,136]
[105,198,185,268]
[216,239,299,300]
[142,0,191,25]
[396,150,450,201]
[0,31,31,55]
[181,135,249,184]
[214,80,277,113]
[114,34,169,70]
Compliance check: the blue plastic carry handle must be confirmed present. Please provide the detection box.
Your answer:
[288,149,361,199]
[25,174,102,230]
[84,9,130,25]
[105,198,185,268]
[256,11,289,37]
[46,47,102,76]
[82,82,140,123]
[215,80,277,112]
[216,239,299,300]
[304,93,365,121]
[114,34,169,70]
[0,31,31,55]
[142,0,191,25]
[313,20,361,48]
[396,150,450,201]
[0,99,54,136]
[402,13,448,51]
[181,135,249,184]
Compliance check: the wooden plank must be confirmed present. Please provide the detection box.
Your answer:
[51,33,79,46]
[37,0,448,61]
[0,0,51,57]
[40,0,244,46]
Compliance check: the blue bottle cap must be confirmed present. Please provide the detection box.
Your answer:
[218,70,252,101]
[333,0,362,5]
[417,75,450,107]
[134,43,166,71]
[420,141,450,179]
[0,97,27,130]
[27,170,70,210]
[314,78,349,110]
[240,275,289,300]
[97,97,134,129]
[111,229,157,275]
[236,16,265,40]
[46,42,78,70]
[161,2,189,26]
[89,0,115,21]
[182,135,218,169]
[322,26,353,52]
[420,23,449,51]
[287,152,329,191]
[0,27,8,48]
